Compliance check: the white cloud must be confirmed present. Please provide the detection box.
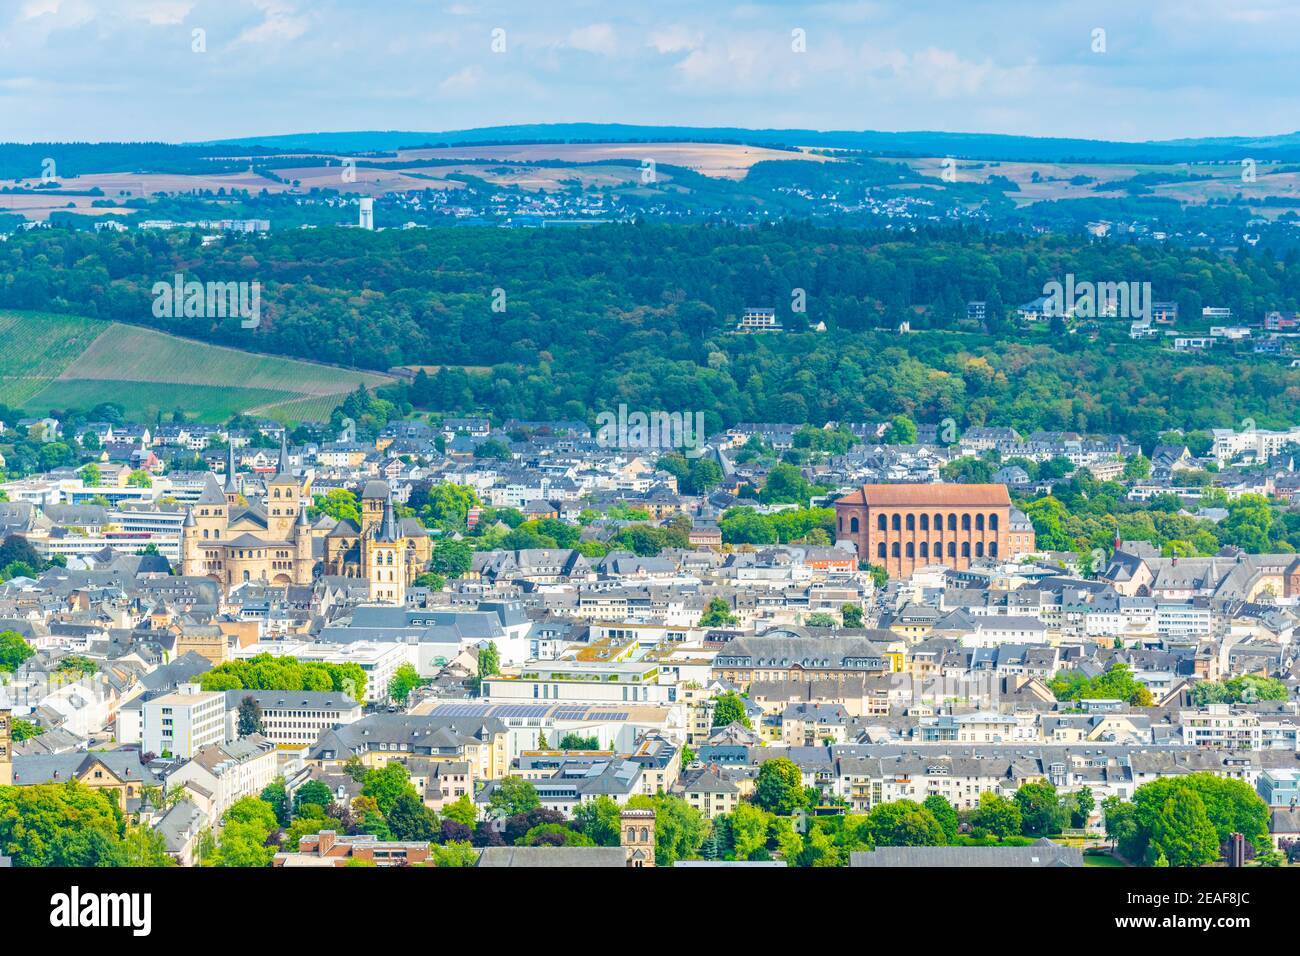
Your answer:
[567,23,617,56]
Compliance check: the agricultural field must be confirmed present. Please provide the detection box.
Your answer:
[4,311,393,423]
[0,311,106,406]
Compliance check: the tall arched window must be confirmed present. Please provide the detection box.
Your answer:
[975,541,984,557]
[920,541,929,558]
[975,514,985,531]
[891,542,900,557]
[878,514,887,531]
[905,542,914,558]
[961,542,971,557]
[947,514,957,531]
[920,514,929,531]
[850,516,860,533]
[905,513,915,531]
[947,542,956,557]
[989,514,999,531]
[934,513,943,531]
[990,541,999,557]
[962,513,971,531]
[877,542,886,559]
[891,514,901,531]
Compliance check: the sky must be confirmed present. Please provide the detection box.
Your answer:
[3,0,1300,144]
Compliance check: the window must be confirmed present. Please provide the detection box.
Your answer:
[962,513,971,531]
[975,542,984,557]
[877,514,887,531]
[947,514,957,531]
[905,542,914,558]
[975,514,984,531]
[877,542,886,559]
[920,514,929,531]
[891,514,901,531]
[961,542,971,557]
[905,513,915,531]
[989,514,999,531]
[990,542,999,557]
[947,542,956,557]
[850,516,860,533]
[891,542,900,557]
[920,541,929,558]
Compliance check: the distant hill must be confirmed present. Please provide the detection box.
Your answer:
[198,124,1300,164]
[1,311,392,424]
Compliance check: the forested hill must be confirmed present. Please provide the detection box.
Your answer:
[3,222,1300,439]
[200,124,1300,164]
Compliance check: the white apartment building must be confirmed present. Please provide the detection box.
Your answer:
[1156,601,1213,639]
[482,660,675,706]
[1181,706,1300,750]
[223,690,363,747]
[165,735,279,824]
[142,684,227,759]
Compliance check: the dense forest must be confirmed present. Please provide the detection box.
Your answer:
[5,222,1300,438]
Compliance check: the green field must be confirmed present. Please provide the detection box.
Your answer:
[0,311,105,406]
[3,311,393,423]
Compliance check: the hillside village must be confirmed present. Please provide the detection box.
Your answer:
[0,406,1298,869]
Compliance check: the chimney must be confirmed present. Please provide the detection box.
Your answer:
[317,830,337,855]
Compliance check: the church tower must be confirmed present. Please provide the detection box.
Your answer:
[293,503,315,585]
[0,710,12,786]
[224,442,241,507]
[266,432,302,540]
[366,488,407,604]
[620,808,655,867]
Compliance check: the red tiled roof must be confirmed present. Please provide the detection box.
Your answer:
[838,484,1011,507]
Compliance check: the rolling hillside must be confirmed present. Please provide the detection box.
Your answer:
[2,312,393,423]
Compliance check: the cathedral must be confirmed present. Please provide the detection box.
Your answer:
[181,437,315,588]
[322,480,431,604]
[181,441,431,603]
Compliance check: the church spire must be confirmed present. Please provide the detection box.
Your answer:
[378,487,399,542]
[225,441,237,492]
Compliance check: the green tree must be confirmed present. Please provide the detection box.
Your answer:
[753,758,809,815]
[923,794,959,843]
[841,603,864,628]
[1015,781,1066,837]
[430,841,480,867]
[864,799,945,847]
[387,792,439,841]
[430,538,474,577]
[711,691,751,729]
[477,641,500,681]
[487,776,541,818]
[625,793,707,865]
[362,761,419,816]
[293,780,334,816]
[0,630,34,672]
[573,795,623,846]
[260,778,290,827]
[699,597,738,627]
[442,794,477,827]
[237,695,264,738]
[971,793,1022,840]
[387,663,425,706]
[1149,791,1220,867]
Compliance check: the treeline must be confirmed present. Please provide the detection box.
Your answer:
[5,224,1300,435]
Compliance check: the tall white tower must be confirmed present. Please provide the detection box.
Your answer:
[359,197,374,230]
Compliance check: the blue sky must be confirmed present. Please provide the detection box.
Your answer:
[3,0,1298,143]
